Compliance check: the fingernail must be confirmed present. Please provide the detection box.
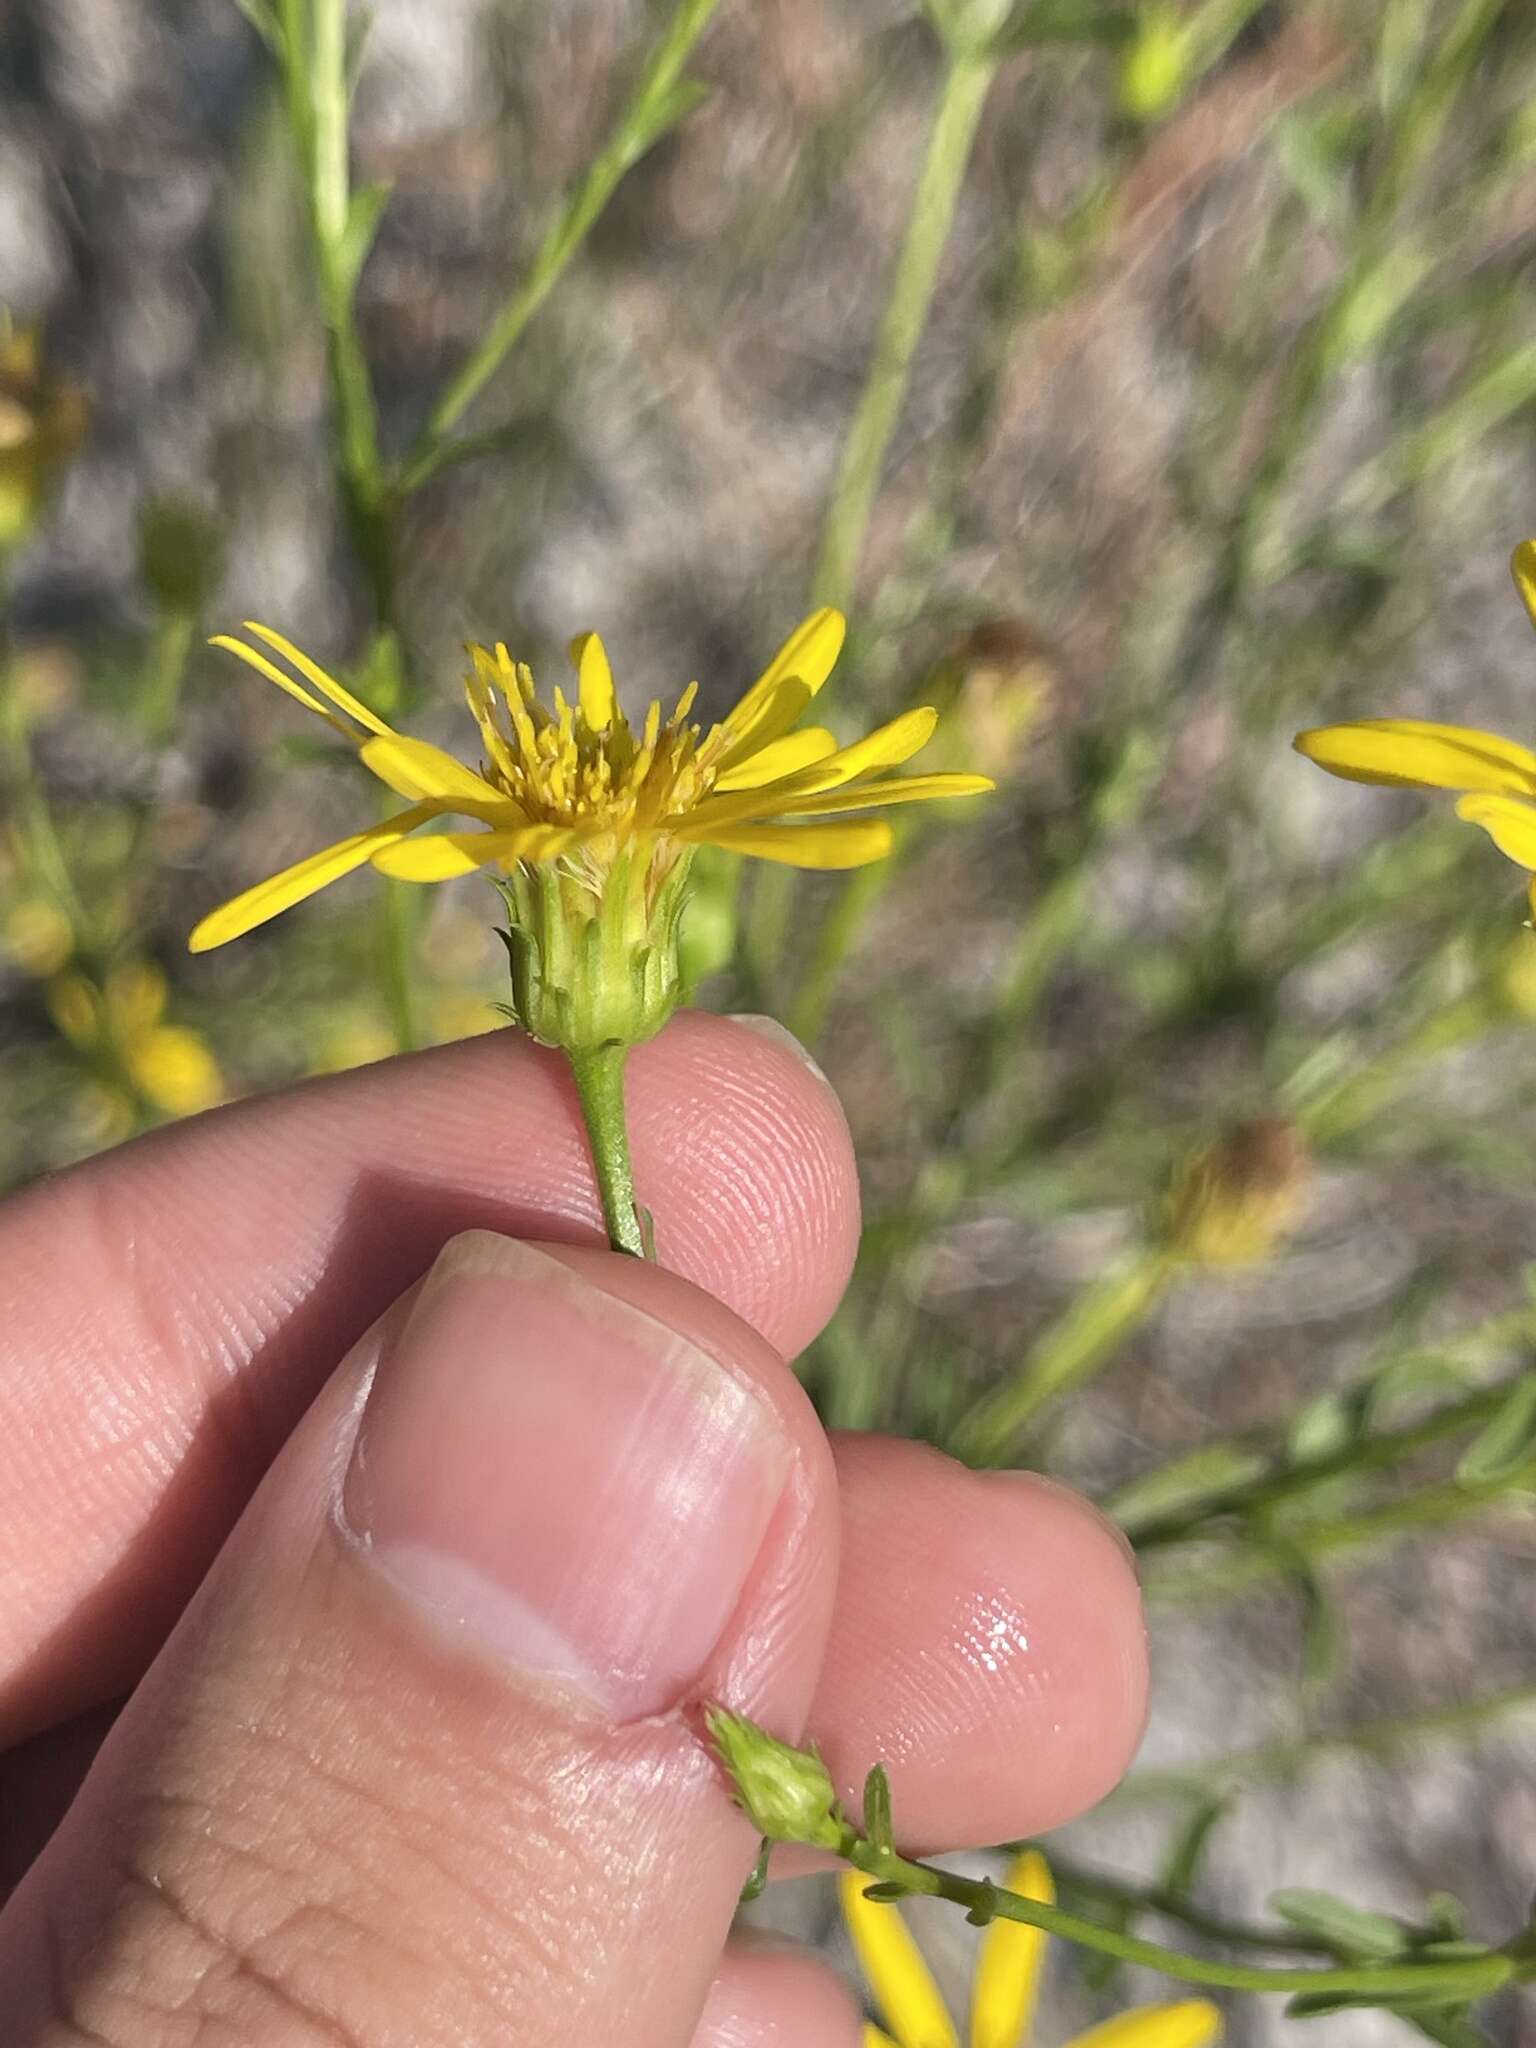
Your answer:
[345,1232,793,1719]
[727,1013,827,1082]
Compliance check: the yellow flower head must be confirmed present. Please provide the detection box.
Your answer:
[47,961,224,1120]
[192,611,991,1048]
[1293,542,1536,917]
[842,1855,1221,2048]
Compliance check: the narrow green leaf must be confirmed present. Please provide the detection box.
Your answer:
[1160,1795,1228,1902]
[1105,1444,1268,1534]
[632,77,712,156]
[999,0,1137,49]
[338,180,392,295]
[1270,1888,1405,1960]
[863,1765,894,1854]
[1287,1390,1359,1466]
[1456,1375,1536,1485]
[233,0,281,52]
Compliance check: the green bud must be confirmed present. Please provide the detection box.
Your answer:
[138,497,224,616]
[1117,5,1192,123]
[1159,1118,1309,1267]
[496,848,692,1055]
[705,1707,846,1849]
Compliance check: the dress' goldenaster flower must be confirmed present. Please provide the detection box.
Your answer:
[191,610,990,953]
[842,1857,1221,2048]
[1293,541,1536,915]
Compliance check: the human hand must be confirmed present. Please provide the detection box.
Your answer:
[0,1013,1146,2044]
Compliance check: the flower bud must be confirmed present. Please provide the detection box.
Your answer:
[925,619,1053,786]
[496,848,693,1055]
[138,497,224,616]
[705,1707,846,1850]
[1117,5,1194,124]
[1159,1118,1310,1267]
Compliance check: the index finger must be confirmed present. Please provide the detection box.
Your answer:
[0,1011,858,1744]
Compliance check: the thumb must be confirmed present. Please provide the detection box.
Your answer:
[3,1232,840,2046]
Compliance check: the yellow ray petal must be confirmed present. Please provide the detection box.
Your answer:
[840,1872,960,2048]
[372,823,573,879]
[1059,2000,1222,2048]
[971,1850,1053,2048]
[187,802,441,952]
[241,622,396,737]
[792,706,942,793]
[722,608,846,744]
[359,733,513,810]
[1454,792,1536,869]
[776,772,994,817]
[716,676,816,770]
[1292,720,1536,796]
[209,634,356,741]
[1512,539,1536,632]
[867,2029,905,2048]
[569,631,616,731]
[685,771,991,834]
[714,727,839,791]
[684,818,895,867]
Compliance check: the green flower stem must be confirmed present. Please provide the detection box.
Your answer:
[276,0,395,623]
[1042,1856,1335,1957]
[1125,1369,1532,1551]
[833,1830,1516,2003]
[1145,1456,1536,1607]
[948,1247,1178,1465]
[812,45,997,611]
[1113,1682,1536,1809]
[787,857,895,1046]
[567,1041,648,1259]
[1295,993,1493,1144]
[400,0,722,494]
[749,40,997,1010]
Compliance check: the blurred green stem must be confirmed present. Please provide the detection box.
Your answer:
[1125,1370,1533,1552]
[788,856,895,1044]
[1146,1456,1536,1605]
[276,0,395,622]
[948,1246,1177,1465]
[401,0,723,492]
[1294,992,1492,1144]
[1044,1857,1333,1957]
[1115,1682,1536,1806]
[757,44,997,1009]
[137,611,198,746]
[812,46,996,611]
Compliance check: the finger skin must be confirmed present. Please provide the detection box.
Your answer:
[692,1941,862,2048]
[808,1439,1148,1846]
[0,1013,858,1744]
[2,1442,1151,1911]
[2,1244,842,2046]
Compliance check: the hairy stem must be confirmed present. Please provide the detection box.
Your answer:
[568,1042,648,1258]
